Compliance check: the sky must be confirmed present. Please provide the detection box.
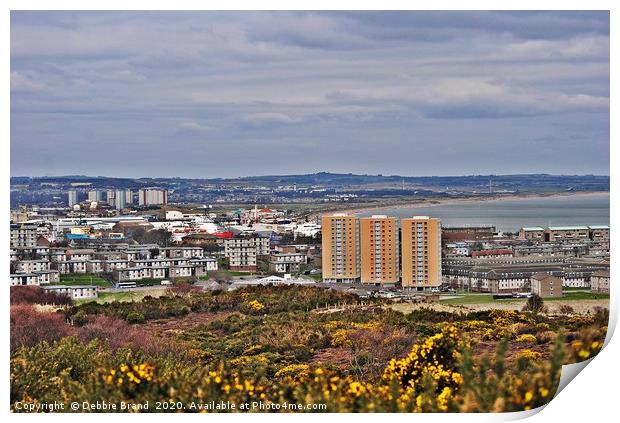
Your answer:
[10,11,610,178]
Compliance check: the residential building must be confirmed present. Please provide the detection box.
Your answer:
[43,285,98,300]
[106,190,116,207]
[66,249,95,261]
[224,235,270,271]
[115,190,126,210]
[590,270,610,294]
[15,259,51,273]
[519,227,545,241]
[442,256,608,292]
[11,273,42,286]
[401,216,442,290]
[10,224,39,248]
[588,225,610,241]
[545,226,590,242]
[88,190,102,202]
[530,273,563,298]
[359,215,399,285]
[68,190,78,207]
[125,189,133,205]
[138,188,168,206]
[55,260,88,274]
[471,249,513,259]
[269,252,307,274]
[321,214,360,284]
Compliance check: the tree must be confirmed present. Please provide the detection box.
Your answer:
[202,244,221,254]
[523,294,544,313]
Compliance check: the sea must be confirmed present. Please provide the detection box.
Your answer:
[356,193,610,232]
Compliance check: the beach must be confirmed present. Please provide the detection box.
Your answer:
[315,191,609,218]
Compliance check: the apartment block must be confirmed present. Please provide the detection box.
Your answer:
[269,252,307,274]
[68,190,78,207]
[321,214,360,283]
[115,190,127,210]
[87,190,102,202]
[139,188,168,206]
[400,216,442,289]
[224,236,270,271]
[588,225,610,241]
[519,227,545,241]
[10,224,40,248]
[590,270,610,294]
[544,226,589,242]
[43,285,98,300]
[359,215,399,285]
[530,273,563,298]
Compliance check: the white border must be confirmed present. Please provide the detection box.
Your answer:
[2,1,616,422]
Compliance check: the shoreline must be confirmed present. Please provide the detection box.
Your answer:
[313,190,610,219]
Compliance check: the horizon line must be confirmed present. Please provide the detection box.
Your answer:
[9,172,612,180]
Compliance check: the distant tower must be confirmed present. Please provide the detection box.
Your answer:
[115,190,126,210]
[125,189,133,205]
[489,179,492,194]
[68,190,78,207]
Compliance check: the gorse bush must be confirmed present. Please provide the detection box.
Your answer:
[11,325,569,412]
[65,285,371,323]
[10,286,608,413]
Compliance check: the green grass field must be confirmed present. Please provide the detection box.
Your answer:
[545,291,609,301]
[59,274,113,287]
[440,291,609,305]
[134,279,165,287]
[439,294,520,305]
[82,288,167,304]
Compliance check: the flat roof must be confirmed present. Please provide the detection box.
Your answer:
[548,226,589,230]
[521,227,544,231]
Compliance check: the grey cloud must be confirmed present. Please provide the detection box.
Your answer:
[10,11,609,178]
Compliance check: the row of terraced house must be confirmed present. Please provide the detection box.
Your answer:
[10,244,217,288]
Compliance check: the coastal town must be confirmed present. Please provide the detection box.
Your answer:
[9,9,612,414]
[9,183,610,306]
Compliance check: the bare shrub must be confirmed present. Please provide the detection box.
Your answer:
[10,304,74,352]
[10,286,72,306]
[77,315,191,359]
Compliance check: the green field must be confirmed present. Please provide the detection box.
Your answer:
[440,291,609,305]
[59,274,113,287]
[83,289,167,304]
[439,294,519,305]
[135,279,165,287]
[545,291,609,301]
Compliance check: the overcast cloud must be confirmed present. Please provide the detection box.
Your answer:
[10,11,610,178]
